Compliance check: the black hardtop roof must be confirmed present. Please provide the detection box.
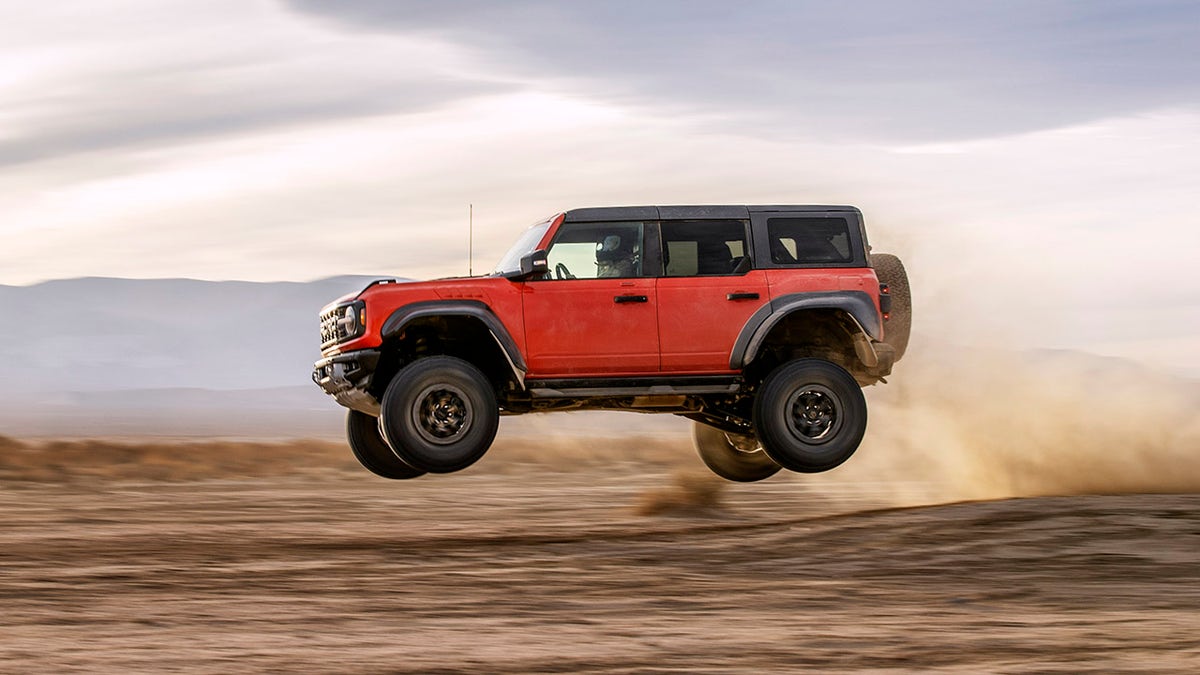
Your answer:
[562,205,862,222]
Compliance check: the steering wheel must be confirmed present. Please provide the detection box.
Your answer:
[555,262,576,280]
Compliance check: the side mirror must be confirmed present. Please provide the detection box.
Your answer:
[506,249,549,280]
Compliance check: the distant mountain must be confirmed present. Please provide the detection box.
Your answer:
[0,275,385,393]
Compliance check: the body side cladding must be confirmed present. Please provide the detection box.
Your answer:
[380,300,528,384]
[729,291,882,369]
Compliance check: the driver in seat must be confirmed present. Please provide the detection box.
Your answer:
[595,234,639,277]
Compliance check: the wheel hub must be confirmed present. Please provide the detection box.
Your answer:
[786,385,842,444]
[413,385,472,445]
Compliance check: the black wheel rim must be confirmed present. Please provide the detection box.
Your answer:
[785,384,843,445]
[411,384,472,445]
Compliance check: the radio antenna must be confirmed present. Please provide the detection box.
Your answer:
[468,203,474,277]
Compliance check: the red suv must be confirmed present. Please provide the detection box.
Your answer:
[313,205,910,482]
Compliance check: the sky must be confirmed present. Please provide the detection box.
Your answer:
[1,0,1198,373]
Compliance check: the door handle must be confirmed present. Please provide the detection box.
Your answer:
[614,295,648,303]
[726,292,760,301]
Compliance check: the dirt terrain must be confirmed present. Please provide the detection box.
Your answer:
[2,432,1199,674]
[3,349,1199,672]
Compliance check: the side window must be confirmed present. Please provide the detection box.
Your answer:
[545,221,644,279]
[767,218,852,264]
[661,220,749,277]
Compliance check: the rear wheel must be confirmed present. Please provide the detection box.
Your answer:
[346,410,425,479]
[871,253,912,361]
[380,356,499,474]
[693,423,780,482]
[753,359,867,473]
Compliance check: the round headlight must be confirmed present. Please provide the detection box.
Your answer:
[337,306,358,333]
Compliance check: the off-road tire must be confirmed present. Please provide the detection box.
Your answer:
[753,359,867,474]
[693,423,780,482]
[871,253,911,361]
[346,410,426,480]
[380,356,499,474]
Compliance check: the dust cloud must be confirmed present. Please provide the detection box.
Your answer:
[851,341,1200,505]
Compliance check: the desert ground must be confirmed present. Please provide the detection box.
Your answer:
[4,349,1199,672]
[2,429,1199,674]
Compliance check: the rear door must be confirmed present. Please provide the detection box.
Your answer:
[655,219,769,372]
[521,220,659,376]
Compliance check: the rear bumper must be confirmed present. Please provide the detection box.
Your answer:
[312,349,382,415]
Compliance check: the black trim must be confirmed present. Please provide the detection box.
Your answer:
[564,206,659,222]
[526,375,740,398]
[380,300,527,373]
[729,302,776,368]
[642,221,664,278]
[313,349,382,373]
[729,291,882,369]
[748,205,861,214]
[561,205,861,223]
[658,205,749,219]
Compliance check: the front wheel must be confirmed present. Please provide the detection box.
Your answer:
[693,423,780,482]
[380,356,500,474]
[346,410,426,480]
[753,359,867,473]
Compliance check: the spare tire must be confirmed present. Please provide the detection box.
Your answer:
[870,253,911,361]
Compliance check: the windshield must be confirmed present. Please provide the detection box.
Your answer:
[491,218,553,275]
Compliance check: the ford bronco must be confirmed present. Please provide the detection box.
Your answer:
[313,205,911,481]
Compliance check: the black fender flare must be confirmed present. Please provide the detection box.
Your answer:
[380,300,527,383]
[729,291,882,369]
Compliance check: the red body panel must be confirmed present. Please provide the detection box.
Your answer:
[656,271,769,373]
[763,268,878,298]
[767,268,881,316]
[521,278,659,376]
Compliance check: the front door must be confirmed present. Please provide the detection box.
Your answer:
[521,220,659,377]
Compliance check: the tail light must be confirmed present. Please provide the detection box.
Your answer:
[879,283,893,318]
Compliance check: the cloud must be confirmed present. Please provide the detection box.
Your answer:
[0,0,511,166]
[285,0,1200,141]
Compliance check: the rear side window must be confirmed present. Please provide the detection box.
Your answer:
[767,218,852,265]
[661,220,749,277]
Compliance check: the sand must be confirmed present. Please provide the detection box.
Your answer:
[1,436,1197,673]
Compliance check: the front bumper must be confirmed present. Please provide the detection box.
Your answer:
[312,349,382,415]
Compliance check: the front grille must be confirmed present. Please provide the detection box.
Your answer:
[319,302,361,349]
